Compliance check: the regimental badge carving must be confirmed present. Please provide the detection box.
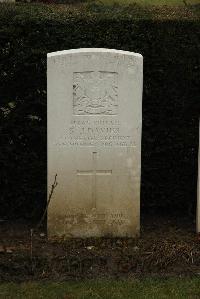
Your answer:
[73,71,118,115]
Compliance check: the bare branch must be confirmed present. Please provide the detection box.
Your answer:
[36,173,58,230]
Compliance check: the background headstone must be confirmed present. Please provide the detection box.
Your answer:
[47,48,143,238]
[197,120,200,233]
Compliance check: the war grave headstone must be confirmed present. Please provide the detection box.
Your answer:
[47,48,143,238]
[197,120,200,233]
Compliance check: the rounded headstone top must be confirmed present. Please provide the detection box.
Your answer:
[47,48,143,59]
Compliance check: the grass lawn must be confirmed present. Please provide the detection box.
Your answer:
[0,278,200,299]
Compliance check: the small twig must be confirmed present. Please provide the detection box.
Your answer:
[35,174,58,230]
[29,174,58,274]
[183,0,188,7]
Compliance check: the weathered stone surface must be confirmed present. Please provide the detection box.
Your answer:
[47,48,143,238]
[197,120,200,233]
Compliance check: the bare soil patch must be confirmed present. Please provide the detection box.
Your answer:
[0,215,199,282]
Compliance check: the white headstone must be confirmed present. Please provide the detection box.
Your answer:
[197,120,200,233]
[47,48,143,238]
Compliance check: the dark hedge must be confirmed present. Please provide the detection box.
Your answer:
[0,4,199,220]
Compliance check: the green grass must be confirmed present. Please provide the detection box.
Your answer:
[1,278,200,299]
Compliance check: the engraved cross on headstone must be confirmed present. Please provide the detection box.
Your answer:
[77,152,112,208]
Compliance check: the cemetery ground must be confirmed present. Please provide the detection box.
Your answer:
[1,214,200,297]
[0,214,200,282]
[88,0,200,6]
